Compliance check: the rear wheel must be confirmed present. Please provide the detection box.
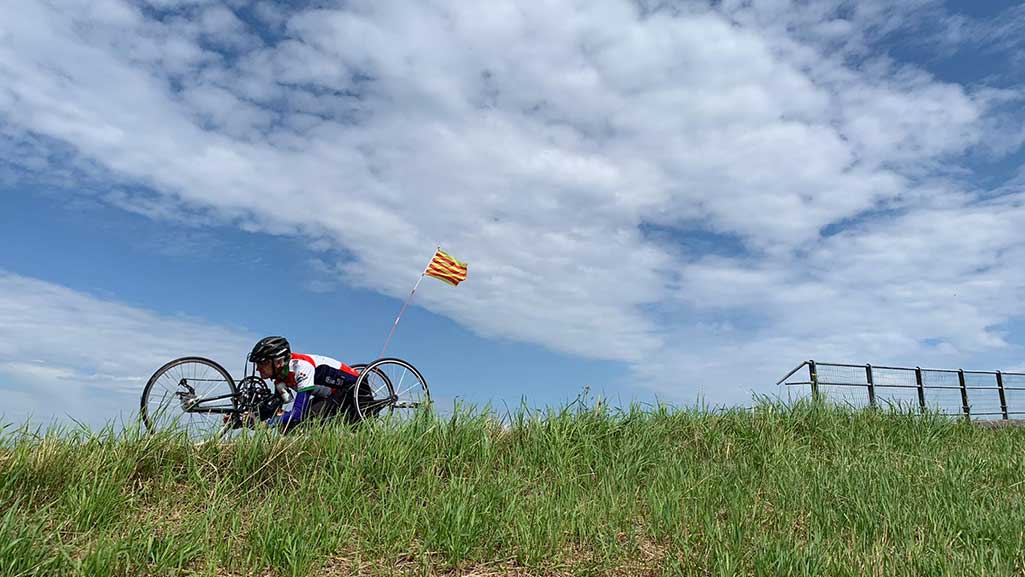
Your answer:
[353,358,430,421]
[140,357,237,438]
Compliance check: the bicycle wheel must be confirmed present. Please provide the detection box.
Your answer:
[141,356,237,438]
[353,358,430,421]
[350,363,390,421]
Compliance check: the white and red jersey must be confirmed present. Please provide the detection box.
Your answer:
[276,353,360,393]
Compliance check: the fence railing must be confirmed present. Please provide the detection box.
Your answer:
[776,361,1025,421]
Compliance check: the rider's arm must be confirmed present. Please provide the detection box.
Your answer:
[265,389,312,428]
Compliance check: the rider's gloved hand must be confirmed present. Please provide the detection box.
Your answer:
[257,402,278,422]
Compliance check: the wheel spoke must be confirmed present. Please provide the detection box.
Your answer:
[141,357,237,440]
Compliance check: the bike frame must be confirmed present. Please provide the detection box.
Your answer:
[177,358,289,418]
[181,391,243,415]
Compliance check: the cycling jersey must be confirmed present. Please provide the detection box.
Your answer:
[265,353,360,429]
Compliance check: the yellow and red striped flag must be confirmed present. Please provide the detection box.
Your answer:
[424,249,468,286]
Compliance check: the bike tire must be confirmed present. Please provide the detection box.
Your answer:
[353,357,430,421]
[140,356,238,437]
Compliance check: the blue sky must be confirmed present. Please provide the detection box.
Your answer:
[2,0,1025,428]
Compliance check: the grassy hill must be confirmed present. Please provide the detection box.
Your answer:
[3,400,1025,576]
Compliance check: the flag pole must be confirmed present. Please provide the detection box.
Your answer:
[379,247,437,357]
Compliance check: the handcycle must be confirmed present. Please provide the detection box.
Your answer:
[139,356,430,438]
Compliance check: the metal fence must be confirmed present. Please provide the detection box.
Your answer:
[776,360,1025,421]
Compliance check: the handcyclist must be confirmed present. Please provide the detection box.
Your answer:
[236,336,371,432]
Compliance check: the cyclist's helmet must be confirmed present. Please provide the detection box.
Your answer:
[248,336,291,365]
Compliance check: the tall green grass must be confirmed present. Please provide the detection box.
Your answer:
[2,399,1025,576]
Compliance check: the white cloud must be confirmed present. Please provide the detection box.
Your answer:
[0,362,79,386]
[0,271,255,425]
[659,182,1025,401]
[2,0,1024,407]
[930,4,1025,63]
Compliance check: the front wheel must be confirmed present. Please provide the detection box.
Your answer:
[140,356,238,438]
[353,358,430,421]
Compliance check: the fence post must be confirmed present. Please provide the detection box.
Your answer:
[958,369,970,422]
[865,364,876,408]
[997,371,1009,421]
[915,367,926,414]
[809,360,819,402]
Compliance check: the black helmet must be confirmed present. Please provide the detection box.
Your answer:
[249,336,291,364]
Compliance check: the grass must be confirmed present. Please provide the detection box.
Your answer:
[2,398,1025,576]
